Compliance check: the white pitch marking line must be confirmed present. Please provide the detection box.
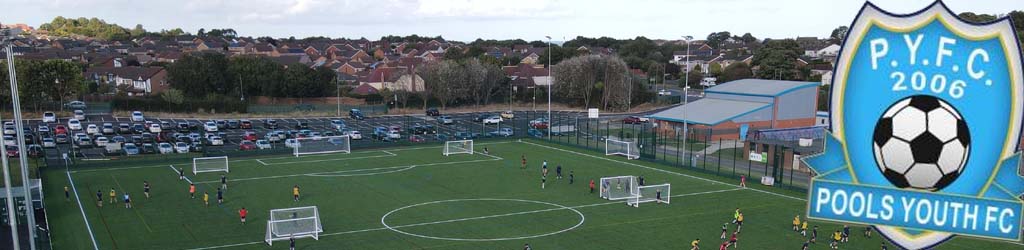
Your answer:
[185,187,742,250]
[519,140,807,201]
[255,159,268,166]
[260,153,398,166]
[194,156,499,183]
[168,165,193,184]
[65,171,100,250]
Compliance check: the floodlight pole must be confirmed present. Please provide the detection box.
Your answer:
[5,30,37,250]
[682,35,692,164]
[546,36,552,139]
[2,37,21,250]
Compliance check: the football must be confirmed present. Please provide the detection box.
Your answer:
[872,95,970,191]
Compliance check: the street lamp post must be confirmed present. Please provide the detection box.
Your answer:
[545,36,552,138]
[2,27,38,250]
[682,35,692,165]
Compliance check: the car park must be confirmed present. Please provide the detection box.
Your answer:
[148,123,162,133]
[483,116,502,124]
[426,107,440,116]
[43,112,57,123]
[239,140,256,151]
[102,123,115,134]
[42,137,56,148]
[204,122,218,132]
[256,140,272,149]
[437,115,454,125]
[174,142,190,153]
[123,143,140,155]
[86,124,100,135]
[73,110,85,120]
[240,120,253,129]
[131,111,145,122]
[158,143,174,154]
[349,109,365,120]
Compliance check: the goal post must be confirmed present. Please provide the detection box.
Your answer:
[628,183,671,207]
[605,139,639,159]
[294,135,351,157]
[265,206,323,245]
[599,176,638,200]
[444,140,474,156]
[193,156,229,174]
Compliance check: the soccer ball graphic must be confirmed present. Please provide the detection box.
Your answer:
[872,95,970,191]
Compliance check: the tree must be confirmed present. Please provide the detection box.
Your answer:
[708,63,723,76]
[752,39,803,80]
[130,24,146,38]
[42,60,87,110]
[167,53,229,97]
[161,89,185,104]
[38,16,132,40]
[685,65,704,89]
[706,31,733,48]
[958,12,998,23]
[829,26,849,44]
[740,33,758,43]
[197,28,206,37]
[552,55,630,110]
[719,63,754,83]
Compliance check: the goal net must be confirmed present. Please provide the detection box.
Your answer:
[265,206,323,245]
[193,156,229,174]
[444,140,474,156]
[599,176,638,200]
[628,183,671,207]
[606,139,639,159]
[294,135,351,157]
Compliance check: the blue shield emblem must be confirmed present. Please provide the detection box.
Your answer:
[803,1,1024,249]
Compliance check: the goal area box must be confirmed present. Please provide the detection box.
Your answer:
[628,183,671,207]
[294,135,351,157]
[265,206,323,245]
[599,176,638,200]
[193,156,229,174]
[444,140,474,156]
[605,139,639,159]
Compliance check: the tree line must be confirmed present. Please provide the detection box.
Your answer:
[166,53,336,101]
[0,59,87,111]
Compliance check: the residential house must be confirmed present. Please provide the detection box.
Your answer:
[83,66,169,95]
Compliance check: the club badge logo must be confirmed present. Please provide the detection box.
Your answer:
[802,1,1024,249]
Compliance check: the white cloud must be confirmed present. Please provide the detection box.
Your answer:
[414,0,567,18]
[285,0,318,15]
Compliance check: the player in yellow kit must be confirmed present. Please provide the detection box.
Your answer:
[690,238,700,250]
[792,215,801,232]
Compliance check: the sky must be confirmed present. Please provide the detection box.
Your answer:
[0,0,1019,42]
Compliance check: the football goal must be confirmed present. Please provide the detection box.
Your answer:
[606,139,639,159]
[294,135,351,157]
[628,183,671,207]
[193,156,229,174]
[265,206,323,245]
[599,176,638,200]
[444,140,474,156]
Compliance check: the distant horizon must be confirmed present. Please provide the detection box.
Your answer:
[0,0,1016,42]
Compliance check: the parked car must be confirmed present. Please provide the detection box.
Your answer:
[3,135,15,146]
[42,137,56,148]
[529,118,549,129]
[5,146,18,158]
[73,110,85,120]
[177,122,190,131]
[123,143,140,155]
[2,122,15,135]
[215,120,227,129]
[284,139,299,148]
[227,120,240,129]
[75,137,92,148]
[501,111,515,119]
[68,119,82,131]
[330,120,346,131]
[66,101,87,110]
[387,130,401,140]
[141,143,156,154]
[411,124,436,135]
[105,141,122,154]
[86,124,100,135]
[37,124,50,133]
[348,130,362,140]
[94,136,109,147]
[131,111,145,122]
[27,145,43,158]
[132,124,146,134]
[204,122,218,132]
[388,125,402,133]
[622,116,649,124]
[119,123,131,133]
[43,112,57,123]
[237,140,255,151]
[255,140,272,150]
[54,134,69,144]
[437,115,454,125]
[454,131,478,140]
[158,142,174,154]
[189,142,204,152]
[240,120,253,129]
[425,107,440,116]
[349,109,365,120]
[208,136,224,146]
[112,136,126,145]
[658,89,671,96]
[483,116,503,125]
[102,123,115,134]
[489,128,514,137]
[528,128,545,138]
[295,122,309,130]
[242,131,258,141]
[174,142,190,153]
[265,132,282,143]
[372,127,388,140]
[264,119,278,129]
[148,123,162,133]
[409,135,426,142]
[54,125,68,135]
[473,114,491,122]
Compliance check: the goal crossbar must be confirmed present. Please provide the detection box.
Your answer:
[193,156,229,174]
[606,139,639,159]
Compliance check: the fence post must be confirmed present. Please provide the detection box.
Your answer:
[717,137,722,175]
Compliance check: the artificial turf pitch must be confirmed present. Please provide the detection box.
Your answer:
[40,139,1023,249]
